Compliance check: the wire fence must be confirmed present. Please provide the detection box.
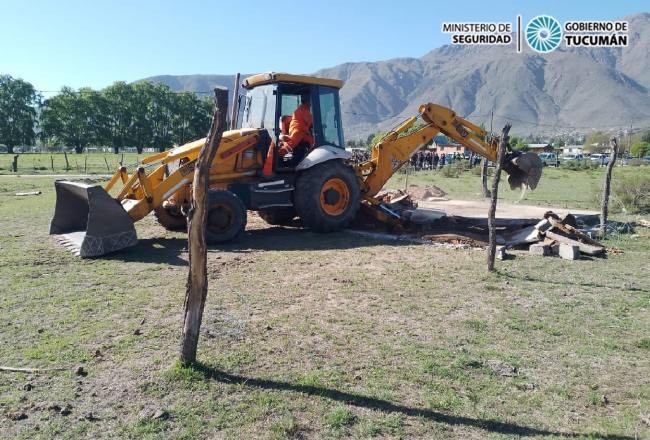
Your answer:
[0,152,143,174]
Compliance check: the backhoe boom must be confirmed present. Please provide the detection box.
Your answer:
[357,103,542,198]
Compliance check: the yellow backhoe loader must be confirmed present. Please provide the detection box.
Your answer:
[49,72,542,257]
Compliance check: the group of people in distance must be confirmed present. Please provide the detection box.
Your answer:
[409,150,483,171]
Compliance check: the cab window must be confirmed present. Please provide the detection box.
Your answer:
[280,94,300,116]
[240,85,276,131]
[317,86,343,147]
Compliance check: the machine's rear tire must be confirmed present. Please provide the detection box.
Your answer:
[206,190,247,244]
[294,160,360,232]
[258,208,297,226]
[154,207,187,231]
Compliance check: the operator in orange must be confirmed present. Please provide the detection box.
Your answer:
[279,93,315,163]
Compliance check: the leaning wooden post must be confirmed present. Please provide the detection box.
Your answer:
[487,123,511,272]
[599,137,619,238]
[480,157,491,198]
[180,87,228,365]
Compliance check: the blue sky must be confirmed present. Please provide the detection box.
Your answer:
[1,0,646,93]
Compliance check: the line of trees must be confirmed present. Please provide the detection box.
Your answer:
[0,74,213,154]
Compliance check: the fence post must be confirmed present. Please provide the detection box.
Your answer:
[12,155,18,172]
[180,88,228,365]
[487,124,511,272]
[600,138,619,238]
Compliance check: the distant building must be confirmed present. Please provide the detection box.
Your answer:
[432,135,470,156]
[563,145,584,155]
[527,143,555,153]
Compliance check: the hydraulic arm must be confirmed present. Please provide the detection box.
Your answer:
[356,103,543,198]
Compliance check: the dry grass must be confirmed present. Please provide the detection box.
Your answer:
[0,175,648,439]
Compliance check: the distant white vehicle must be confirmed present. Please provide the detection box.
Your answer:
[589,153,609,165]
[561,153,584,162]
[538,152,559,167]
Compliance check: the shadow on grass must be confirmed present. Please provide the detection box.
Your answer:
[105,227,409,264]
[497,270,649,293]
[193,363,633,439]
[104,237,189,266]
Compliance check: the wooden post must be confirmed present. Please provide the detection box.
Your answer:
[179,87,229,365]
[404,163,409,192]
[487,124,511,272]
[480,158,491,198]
[104,156,110,171]
[600,138,619,238]
[84,155,88,173]
[12,155,18,172]
[230,73,241,130]
[50,155,54,172]
[63,151,70,171]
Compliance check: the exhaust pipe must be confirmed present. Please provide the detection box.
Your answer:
[49,181,138,257]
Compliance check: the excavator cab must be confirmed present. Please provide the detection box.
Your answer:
[237,73,347,173]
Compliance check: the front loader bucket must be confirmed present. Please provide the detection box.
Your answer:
[503,152,543,190]
[49,181,137,257]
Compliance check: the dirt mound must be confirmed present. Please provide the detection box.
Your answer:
[407,185,447,201]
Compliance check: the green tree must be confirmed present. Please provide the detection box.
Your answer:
[0,75,40,154]
[584,131,610,153]
[146,82,175,152]
[369,131,387,149]
[128,82,154,153]
[640,129,650,144]
[509,136,528,151]
[103,82,133,154]
[40,87,104,154]
[171,93,211,147]
[631,141,650,157]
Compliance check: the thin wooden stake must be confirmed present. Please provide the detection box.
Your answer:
[63,151,70,171]
[487,123,511,272]
[600,138,619,238]
[179,87,229,365]
[480,157,491,198]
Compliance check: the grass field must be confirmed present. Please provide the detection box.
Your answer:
[0,153,143,175]
[0,169,649,439]
[388,165,649,213]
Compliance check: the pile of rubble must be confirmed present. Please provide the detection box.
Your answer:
[365,188,610,260]
[522,213,605,260]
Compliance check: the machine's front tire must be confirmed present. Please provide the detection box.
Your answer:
[258,208,297,226]
[294,160,360,232]
[154,206,187,231]
[206,190,247,244]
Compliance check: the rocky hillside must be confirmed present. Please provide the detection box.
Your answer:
[146,13,650,139]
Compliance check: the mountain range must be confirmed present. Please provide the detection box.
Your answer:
[146,12,650,140]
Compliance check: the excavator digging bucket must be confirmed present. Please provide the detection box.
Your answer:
[49,181,138,258]
[503,152,543,191]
